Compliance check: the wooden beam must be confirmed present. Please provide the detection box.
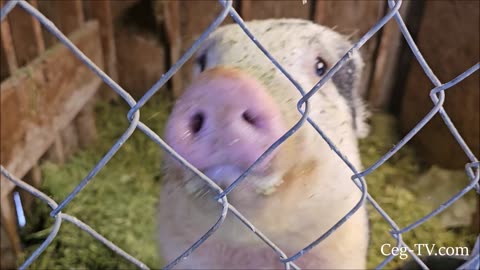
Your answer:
[0,20,104,195]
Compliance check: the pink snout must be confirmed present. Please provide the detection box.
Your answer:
[165,67,287,182]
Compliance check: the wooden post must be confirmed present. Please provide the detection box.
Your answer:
[0,13,17,80]
[56,0,84,34]
[6,0,44,66]
[44,0,87,164]
[37,0,59,48]
[56,0,98,158]
[89,0,119,101]
[162,0,182,97]
[0,189,22,257]
[368,1,412,111]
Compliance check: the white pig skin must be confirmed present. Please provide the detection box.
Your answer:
[157,18,370,269]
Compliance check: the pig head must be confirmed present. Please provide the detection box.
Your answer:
[157,18,370,269]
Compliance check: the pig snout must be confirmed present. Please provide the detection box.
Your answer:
[164,67,287,185]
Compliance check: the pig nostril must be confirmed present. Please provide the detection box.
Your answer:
[242,110,259,127]
[190,112,205,134]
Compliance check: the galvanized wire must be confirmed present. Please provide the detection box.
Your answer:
[1,0,478,269]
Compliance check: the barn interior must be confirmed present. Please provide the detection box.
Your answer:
[1,1,479,269]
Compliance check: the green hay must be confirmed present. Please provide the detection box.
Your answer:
[360,114,477,269]
[19,93,173,269]
[19,98,476,269]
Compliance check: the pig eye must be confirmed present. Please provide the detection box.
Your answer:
[196,53,208,72]
[315,57,327,76]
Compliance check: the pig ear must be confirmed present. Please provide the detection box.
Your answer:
[331,43,370,139]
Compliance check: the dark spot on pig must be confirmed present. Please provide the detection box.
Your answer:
[265,27,272,33]
[295,21,310,26]
[276,21,309,28]
[237,55,248,64]
[227,40,237,46]
[308,36,320,46]
[332,59,358,130]
[317,91,327,98]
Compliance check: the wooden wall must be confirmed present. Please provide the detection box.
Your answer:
[399,0,479,169]
[161,0,406,105]
[0,0,117,267]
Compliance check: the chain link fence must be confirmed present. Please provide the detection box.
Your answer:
[1,0,479,269]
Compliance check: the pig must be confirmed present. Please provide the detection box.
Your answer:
[157,18,370,269]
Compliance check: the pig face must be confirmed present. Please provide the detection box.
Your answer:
[158,19,370,269]
[163,18,369,207]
